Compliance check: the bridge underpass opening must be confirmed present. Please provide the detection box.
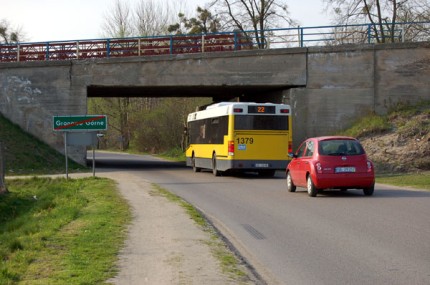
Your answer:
[86,85,293,103]
[85,84,296,160]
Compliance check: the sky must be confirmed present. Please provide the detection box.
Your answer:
[1,0,330,43]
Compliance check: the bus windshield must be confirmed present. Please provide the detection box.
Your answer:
[235,115,289,131]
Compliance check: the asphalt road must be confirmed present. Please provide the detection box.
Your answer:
[93,152,430,285]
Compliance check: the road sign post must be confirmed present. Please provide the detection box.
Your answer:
[53,115,107,178]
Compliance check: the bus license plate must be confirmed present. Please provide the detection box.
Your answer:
[335,167,356,173]
[255,163,269,168]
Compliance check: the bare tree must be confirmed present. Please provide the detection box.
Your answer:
[208,0,297,48]
[0,19,25,44]
[102,0,135,38]
[134,0,182,36]
[324,0,430,43]
[88,97,133,151]
[99,1,139,150]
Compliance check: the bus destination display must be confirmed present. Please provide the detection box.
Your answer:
[248,106,276,114]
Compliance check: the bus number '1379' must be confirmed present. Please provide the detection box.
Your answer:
[237,137,254,144]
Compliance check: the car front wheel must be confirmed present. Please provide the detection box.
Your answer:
[286,172,296,192]
[307,176,318,197]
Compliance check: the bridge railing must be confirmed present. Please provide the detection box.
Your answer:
[0,22,428,62]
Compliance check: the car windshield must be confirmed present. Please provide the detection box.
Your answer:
[319,139,365,156]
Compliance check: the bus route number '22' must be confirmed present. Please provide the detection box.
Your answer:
[237,137,254,144]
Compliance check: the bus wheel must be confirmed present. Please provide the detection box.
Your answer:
[192,154,201,172]
[212,154,220,176]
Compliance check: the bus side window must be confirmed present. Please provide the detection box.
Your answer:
[200,124,206,140]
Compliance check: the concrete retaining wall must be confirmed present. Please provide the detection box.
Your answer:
[0,61,86,162]
[291,43,430,146]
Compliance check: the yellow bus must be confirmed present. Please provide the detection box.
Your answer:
[185,102,293,176]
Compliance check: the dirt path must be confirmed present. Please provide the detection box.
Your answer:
[92,171,253,285]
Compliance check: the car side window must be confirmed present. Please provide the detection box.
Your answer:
[296,142,307,158]
[306,141,314,157]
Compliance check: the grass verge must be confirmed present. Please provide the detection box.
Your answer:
[0,114,87,176]
[0,177,131,284]
[151,184,249,282]
[376,172,430,190]
[339,101,430,139]
[157,147,186,162]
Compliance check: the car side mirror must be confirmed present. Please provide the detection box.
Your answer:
[288,152,297,158]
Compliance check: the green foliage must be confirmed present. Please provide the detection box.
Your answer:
[152,184,206,228]
[340,101,430,174]
[168,7,221,34]
[88,97,132,150]
[339,113,391,138]
[340,101,430,139]
[0,177,131,284]
[388,101,430,139]
[134,103,183,153]
[412,157,430,170]
[397,116,430,138]
[377,172,430,190]
[145,97,208,153]
[0,114,87,175]
[88,97,210,153]
[158,147,187,161]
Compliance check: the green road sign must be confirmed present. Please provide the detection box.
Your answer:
[53,115,107,131]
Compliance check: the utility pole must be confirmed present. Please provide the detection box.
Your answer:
[0,142,8,194]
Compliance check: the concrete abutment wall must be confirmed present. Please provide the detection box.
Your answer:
[0,42,429,163]
[291,43,430,146]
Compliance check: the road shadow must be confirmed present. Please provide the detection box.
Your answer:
[195,169,286,180]
[292,187,430,198]
[87,157,186,170]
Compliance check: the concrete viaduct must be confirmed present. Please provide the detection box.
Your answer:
[0,42,429,163]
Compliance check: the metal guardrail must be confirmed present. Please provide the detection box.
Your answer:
[0,34,249,62]
[0,22,429,62]
[293,22,430,47]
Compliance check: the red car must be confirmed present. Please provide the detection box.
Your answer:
[286,136,375,197]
